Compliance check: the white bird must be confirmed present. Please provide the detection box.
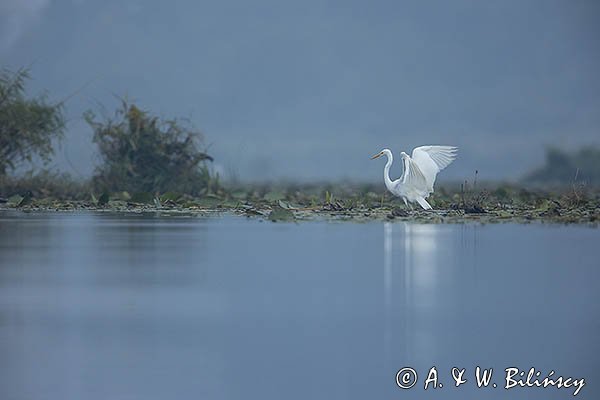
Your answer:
[371,146,458,210]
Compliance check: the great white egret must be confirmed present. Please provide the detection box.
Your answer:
[371,146,458,210]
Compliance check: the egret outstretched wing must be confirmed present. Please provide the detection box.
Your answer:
[411,146,458,191]
[400,155,429,193]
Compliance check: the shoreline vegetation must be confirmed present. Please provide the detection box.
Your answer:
[1,68,600,225]
[1,179,598,225]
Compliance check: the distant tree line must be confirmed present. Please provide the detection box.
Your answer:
[1,67,600,198]
[0,68,214,197]
[524,147,600,186]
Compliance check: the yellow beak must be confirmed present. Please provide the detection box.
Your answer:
[371,152,382,160]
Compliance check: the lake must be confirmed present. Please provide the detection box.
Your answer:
[0,212,598,399]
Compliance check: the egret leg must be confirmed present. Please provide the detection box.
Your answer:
[416,197,433,210]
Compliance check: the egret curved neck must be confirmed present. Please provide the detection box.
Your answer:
[383,153,394,191]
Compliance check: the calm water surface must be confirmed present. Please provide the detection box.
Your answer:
[0,212,598,399]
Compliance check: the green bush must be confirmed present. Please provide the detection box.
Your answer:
[0,68,65,175]
[85,101,215,195]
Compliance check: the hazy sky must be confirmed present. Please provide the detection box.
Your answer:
[2,0,599,182]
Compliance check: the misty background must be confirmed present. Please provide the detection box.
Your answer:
[2,0,599,182]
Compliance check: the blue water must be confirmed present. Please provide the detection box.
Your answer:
[0,212,598,399]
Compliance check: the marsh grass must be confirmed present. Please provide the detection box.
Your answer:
[0,170,90,200]
[561,169,587,207]
[456,171,488,213]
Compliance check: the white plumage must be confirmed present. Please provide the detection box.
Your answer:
[371,146,458,210]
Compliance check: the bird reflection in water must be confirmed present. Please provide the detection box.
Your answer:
[383,222,443,365]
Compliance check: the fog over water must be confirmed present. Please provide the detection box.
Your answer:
[2,0,599,181]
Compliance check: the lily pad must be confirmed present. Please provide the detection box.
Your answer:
[118,191,131,201]
[130,192,154,204]
[195,197,222,208]
[16,191,33,207]
[160,192,182,202]
[221,199,240,208]
[277,200,299,209]
[7,195,23,206]
[231,190,248,200]
[98,192,110,206]
[268,207,295,222]
[264,191,285,202]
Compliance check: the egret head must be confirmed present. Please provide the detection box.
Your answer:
[371,148,392,160]
[400,151,408,159]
